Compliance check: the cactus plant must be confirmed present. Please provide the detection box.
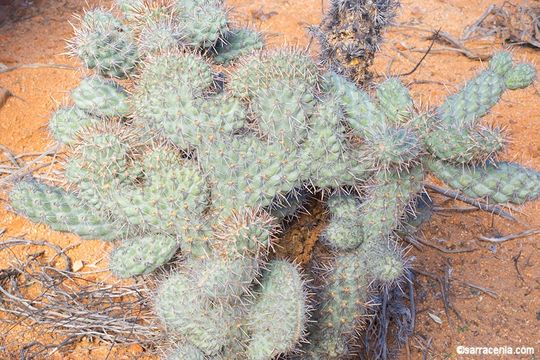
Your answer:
[10,180,127,241]
[70,9,139,78]
[71,76,130,117]
[311,0,399,83]
[137,19,182,56]
[174,0,228,48]
[166,343,206,360]
[110,235,180,278]
[213,28,264,64]
[49,106,102,144]
[247,260,308,360]
[6,2,540,359]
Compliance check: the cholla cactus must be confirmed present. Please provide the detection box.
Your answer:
[311,0,399,84]
[6,1,539,359]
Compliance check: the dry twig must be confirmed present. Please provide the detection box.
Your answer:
[394,29,439,77]
[426,30,488,60]
[415,237,477,254]
[463,2,540,48]
[478,228,540,243]
[0,238,166,359]
[0,63,77,75]
[458,281,498,299]
[0,144,62,187]
[425,183,518,223]
[392,24,489,60]
[0,87,25,110]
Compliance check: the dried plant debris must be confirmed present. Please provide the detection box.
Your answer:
[0,238,165,359]
[310,0,399,85]
[464,2,540,48]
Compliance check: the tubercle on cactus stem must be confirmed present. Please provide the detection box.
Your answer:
[7,1,539,359]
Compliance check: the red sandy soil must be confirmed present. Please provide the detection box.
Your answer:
[0,0,539,359]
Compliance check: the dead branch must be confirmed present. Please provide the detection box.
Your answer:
[392,24,489,60]
[425,183,518,223]
[463,2,540,48]
[0,238,167,358]
[0,144,62,187]
[415,237,477,254]
[458,281,498,299]
[0,63,78,75]
[478,228,540,243]
[462,4,497,40]
[394,29,439,77]
[426,30,488,60]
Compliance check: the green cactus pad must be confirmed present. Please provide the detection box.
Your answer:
[175,0,228,48]
[360,167,424,243]
[303,99,372,188]
[439,69,507,126]
[307,180,412,358]
[166,343,206,360]
[211,209,275,259]
[213,28,264,64]
[65,123,135,209]
[110,235,179,278]
[134,53,242,148]
[322,194,364,250]
[322,71,384,137]
[201,94,247,134]
[364,125,422,169]
[199,135,303,214]
[71,9,138,78]
[427,159,540,204]
[305,252,371,359]
[251,80,315,144]
[133,88,205,148]
[49,107,101,144]
[116,0,171,26]
[247,260,307,360]
[71,76,130,118]
[376,77,414,123]
[231,48,319,98]
[155,270,237,355]
[488,52,513,76]
[111,149,209,234]
[10,180,126,241]
[136,51,213,93]
[505,63,536,90]
[138,20,181,56]
[371,251,405,283]
[191,256,260,300]
[424,125,506,163]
